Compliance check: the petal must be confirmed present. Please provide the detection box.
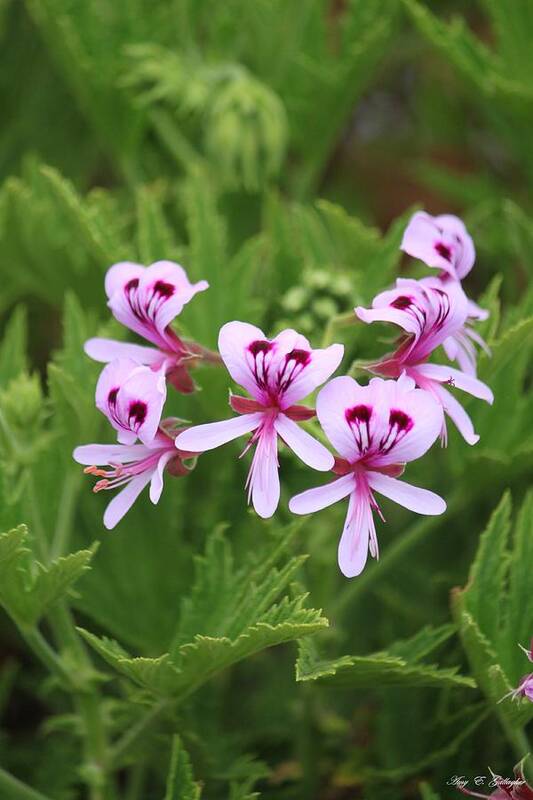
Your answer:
[338,492,372,578]
[367,472,446,515]
[218,320,269,399]
[105,262,143,298]
[149,451,175,504]
[85,338,164,366]
[430,383,479,445]
[175,412,263,452]
[115,366,167,445]
[95,358,140,416]
[316,376,389,461]
[277,341,344,407]
[289,473,354,515]
[103,470,154,530]
[73,443,151,465]
[415,363,493,403]
[275,414,334,471]
[137,261,209,335]
[467,298,489,321]
[369,376,444,465]
[247,429,280,518]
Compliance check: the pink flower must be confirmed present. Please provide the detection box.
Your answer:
[175,321,344,518]
[402,212,490,374]
[401,211,475,281]
[289,374,446,577]
[355,279,493,445]
[73,423,196,529]
[85,261,209,394]
[95,358,167,446]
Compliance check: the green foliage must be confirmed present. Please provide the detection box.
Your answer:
[0,524,95,628]
[0,1,531,798]
[78,528,327,700]
[165,736,202,800]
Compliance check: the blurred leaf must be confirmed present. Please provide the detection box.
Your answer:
[164,735,202,800]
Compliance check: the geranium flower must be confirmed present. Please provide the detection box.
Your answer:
[355,279,493,445]
[74,423,196,529]
[85,260,209,393]
[402,212,490,374]
[289,374,445,577]
[95,357,167,445]
[175,321,344,518]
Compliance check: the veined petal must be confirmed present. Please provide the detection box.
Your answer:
[103,470,154,530]
[85,338,163,366]
[316,376,387,461]
[175,412,263,452]
[337,492,373,578]
[289,473,354,515]
[415,363,494,404]
[247,427,280,518]
[106,260,208,349]
[278,342,344,407]
[218,320,270,400]
[368,376,443,465]
[115,366,167,445]
[401,211,475,280]
[367,472,446,515]
[275,414,334,471]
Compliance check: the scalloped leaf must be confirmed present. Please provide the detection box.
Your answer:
[0,525,96,628]
[296,637,474,690]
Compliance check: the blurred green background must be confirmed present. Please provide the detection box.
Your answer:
[0,1,532,799]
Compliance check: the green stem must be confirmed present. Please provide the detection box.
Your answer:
[50,471,81,560]
[110,699,170,767]
[0,767,52,800]
[26,469,114,800]
[21,626,72,687]
[321,310,356,348]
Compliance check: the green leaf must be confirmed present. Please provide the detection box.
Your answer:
[0,305,27,382]
[0,525,96,628]
[295,637,474,690]
[501,492,533,680]
[462,492,511,644]
[79,528,327,699]
[164,736,202,800]
[387,623,457,663]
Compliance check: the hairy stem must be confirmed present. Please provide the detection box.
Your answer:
[110,699,171,767]
[21,626,73,687]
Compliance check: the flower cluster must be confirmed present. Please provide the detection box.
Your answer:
[75,212,493,577]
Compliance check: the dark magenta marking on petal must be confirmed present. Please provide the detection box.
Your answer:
[108,388,118,405]
[389,409,413,432]
[391,295,412,309]
[129,400,147,427]
[153,280,175,298]
[249,339,272,356]
[285,348,311,367]
[346,404,372,424]
[435,242,452,261]
[125,278,139,292]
